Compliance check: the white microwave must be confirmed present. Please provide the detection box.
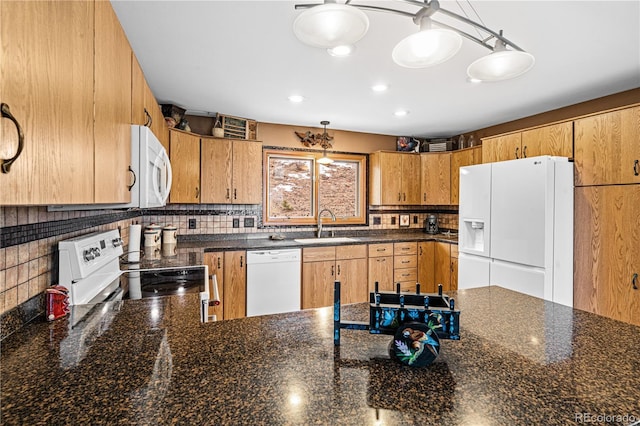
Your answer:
[49,125,172,210]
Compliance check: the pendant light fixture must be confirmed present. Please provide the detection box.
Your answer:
[293,1,369,49]
[392,15,462,68]
[467,35,535,82]
[293,0,535,82]
[317,120,334,165]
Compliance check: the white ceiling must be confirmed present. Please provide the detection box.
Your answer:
[111,0,640,138]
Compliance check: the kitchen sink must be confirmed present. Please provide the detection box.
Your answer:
[294,237,360,245]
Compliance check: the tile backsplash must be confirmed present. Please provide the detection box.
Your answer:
[0,203,458,338]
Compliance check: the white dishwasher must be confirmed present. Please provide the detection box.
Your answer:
[246,249,301,317]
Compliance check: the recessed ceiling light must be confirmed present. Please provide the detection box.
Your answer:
[288,95,305,103]
[327,45,354,57]
[394,110,409,117]
[371,84,388,92]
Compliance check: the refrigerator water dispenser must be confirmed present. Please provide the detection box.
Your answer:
[461,220,485,252]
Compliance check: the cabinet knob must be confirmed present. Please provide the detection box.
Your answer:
[195,187,200,199]
[398,192,401,202]
[1,103,25,174]
[634,159,639,176]
[240,256,244,268]
[515,146,520,159]
[523,145,528,158]
[337,264,341,275]
[234,188,237,200]
[226,188,230,199]
[633,273,638,290]
[331,265,334,276]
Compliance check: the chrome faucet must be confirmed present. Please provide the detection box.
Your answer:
[317,208,336,238]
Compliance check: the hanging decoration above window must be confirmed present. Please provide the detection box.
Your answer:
[295,120,333,149]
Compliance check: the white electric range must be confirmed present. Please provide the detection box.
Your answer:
[58,229,210,325]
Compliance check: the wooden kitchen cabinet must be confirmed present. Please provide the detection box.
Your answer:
[417,242,436,293]
[434,241,458,291]
[369,151,421,205]
[420,152,451,205]
[393,242,418,291]
[131,54,169,153]
[94,0,132,204]
[521,122,573,159]
[302,245,367,308]
[169,129,201,203]
[223,251,247,320]
[450,244,459,291]
[200,137,263,204]
[1,0,94,205]
[482,122,573,165]
[450,146,482,205]
[574,186,640,326]
[368,243,394,292]
[204,252,224,320]
[574,106,640,186]
[482,133,522,163]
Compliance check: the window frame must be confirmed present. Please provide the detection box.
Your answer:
[262,149,367,226]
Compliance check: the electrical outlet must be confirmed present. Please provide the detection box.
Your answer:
[391,216,396,225]
[232,218,240,228]
[413,215,418,224]
[188,218,196,229]
[244,218,255,228]
[373,216,381,225]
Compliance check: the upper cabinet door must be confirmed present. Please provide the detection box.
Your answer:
[131,55,147,126]
[380,153,403,204]
[169,130,201,203]
[450,149,474,205]
[574,106,640,186]
[94,0,132,204]
[232,140,263,204]
[521,122,573,158]
[402,154,421,204]
[482,133,522,163]
[1,1,94,205]
[201,137,232,203]
[421,153,451,205]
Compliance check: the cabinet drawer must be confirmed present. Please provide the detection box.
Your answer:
[394,255,417,269]
[368,243,393,257]
[398,281,418,292]
[336,244,367,260]
[394,242,417,255]
[303,246,336,262]
[394,268,417,283]
[450,244,459,258]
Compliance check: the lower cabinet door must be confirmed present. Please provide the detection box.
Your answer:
[337,258,368,304]
[223,251,246,320]
[302,261,334,309]
[368,256,393,292]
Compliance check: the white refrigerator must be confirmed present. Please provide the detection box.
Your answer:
[458,156,574,307]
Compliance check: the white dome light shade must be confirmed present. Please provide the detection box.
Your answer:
[293,4,369,49]
[392,27,462,68]
[467,50,535,81]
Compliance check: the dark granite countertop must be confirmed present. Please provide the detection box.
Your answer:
[2,286,639,425]
[177,230,459,252]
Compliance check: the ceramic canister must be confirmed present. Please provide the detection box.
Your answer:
[162,225,177,245]
[145,224,162,247]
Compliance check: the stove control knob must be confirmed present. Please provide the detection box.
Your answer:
[83,249,96,262]
[91,247,101,257]
[112,238,123,247]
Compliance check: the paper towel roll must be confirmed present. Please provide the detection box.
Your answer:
[128,224,142,262]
